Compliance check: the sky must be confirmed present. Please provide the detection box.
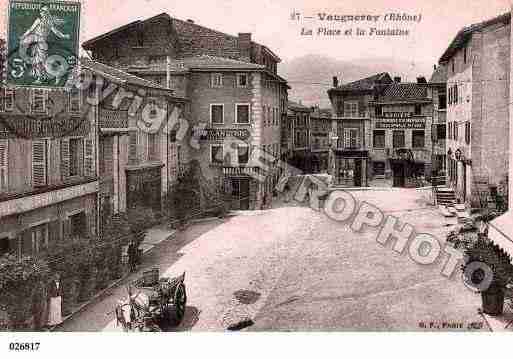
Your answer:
[0,0,511,66]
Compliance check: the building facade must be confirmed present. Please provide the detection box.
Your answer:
[328,74,392,187]
[0,84,98,257]
[429,64,448,178]
[82,13,288,210]
[439,13,510,205]
[287,101,311,173]
[309,107,331,173]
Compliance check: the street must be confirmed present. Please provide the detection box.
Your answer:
[58,188,485,332]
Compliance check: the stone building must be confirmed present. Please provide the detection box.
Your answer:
[82,13,288,210]
[80,59,189,225]
[287,101,311,172]
[439,12,510,205]
[309,107,332,173]
[429,64,448,177]
[327,73,392,187]
[0,83,98,257]
[328,73,435,187]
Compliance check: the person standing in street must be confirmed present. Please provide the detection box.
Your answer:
[47,273,63,328]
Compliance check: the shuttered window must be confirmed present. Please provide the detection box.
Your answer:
[128,131,138,165]
[84,138,94,177]
[69,138,83,176]
[344,128,360,149]
[60,139,70,179]
[69,88,81,113]
[3,89,14,112]
[32,140,47,187]
[31,89,47,113]
[0,139,8,191]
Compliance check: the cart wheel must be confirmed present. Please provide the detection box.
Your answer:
[173,283,187,324]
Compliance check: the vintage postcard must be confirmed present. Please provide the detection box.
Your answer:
[0,0,512,356]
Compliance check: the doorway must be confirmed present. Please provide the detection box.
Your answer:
[231,178,250,210]
[392,162,405,187]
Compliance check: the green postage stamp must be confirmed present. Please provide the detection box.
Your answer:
[6,0,81,88]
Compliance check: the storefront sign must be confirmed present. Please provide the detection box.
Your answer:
[382,112,412,119]
[375,118,425,129]
[7,0,81,88]
[0,113,89,138]
[199,128,250,141]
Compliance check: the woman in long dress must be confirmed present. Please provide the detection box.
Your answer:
[47,273,63,327]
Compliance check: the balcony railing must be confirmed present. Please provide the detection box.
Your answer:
[100,108,129,129]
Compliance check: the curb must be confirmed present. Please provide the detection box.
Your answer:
[50,228,179,331]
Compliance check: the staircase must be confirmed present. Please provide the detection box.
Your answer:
[436,187,456,205]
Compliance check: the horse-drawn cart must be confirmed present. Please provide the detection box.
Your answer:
[114,269,187,332]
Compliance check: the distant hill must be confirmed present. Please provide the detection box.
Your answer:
[278,54,434,108]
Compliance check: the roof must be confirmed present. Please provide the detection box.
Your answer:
[429,65,447,84]
[439,12,511,63]
[80,57,174,92]
[288,101,312,112]
[82,13,281,62]
[329,72,392,92]
[375,82,430,103]
[127,55,266,72]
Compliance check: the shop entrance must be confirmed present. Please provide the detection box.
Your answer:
[230,178,250,210]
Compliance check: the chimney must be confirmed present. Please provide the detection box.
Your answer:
[394,76,401,83]
[238,33,252,62]
[417,76,427,84]
[186,19,194,23]
[333,76,339,88]
[434,64,437,70]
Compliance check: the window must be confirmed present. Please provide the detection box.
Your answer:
[211,73,223,88]
[263,106,267,126]
[237,73,248,88]
[373,162,385,176]
[211,144,223,164]
[454,122,459,141]
[451,59,455,73]
[237,144,249,165]
[69,212,87,238]
[393,130,405,148]
[439,94,447,110]
[448,122,452,139]
[343,128,360,149]
[32,140,47,187]
[236,104,250,124]
[0,139,7,191]
[31,89,47,113]
[148,133,159,161]
[69,138,83,177]
[31,223,49,254]
[465,122,471,144]
[344,102,358,117]
[69,88,81,113]
[373,130,385,148]
[414,104,422,116]
[412,130,425,148]
[211,104,224,124]
[0,237,9,257]
[437,124,446,140]
[3,89,14,111]
[463,47,467,64]
[375,105,383,117]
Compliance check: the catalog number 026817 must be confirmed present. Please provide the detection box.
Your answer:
[9,342,40,351]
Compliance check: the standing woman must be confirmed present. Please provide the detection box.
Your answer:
[47,273,63,327]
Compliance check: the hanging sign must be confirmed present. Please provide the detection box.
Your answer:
[7,0,81,88]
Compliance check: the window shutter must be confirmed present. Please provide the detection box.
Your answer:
[21,230,32,257]
[63,218,71,239]
[84,138,94,177]
[32,140,47,187]
[60,139,70,179]
[129,131,138,164]
[0,139,8,191]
